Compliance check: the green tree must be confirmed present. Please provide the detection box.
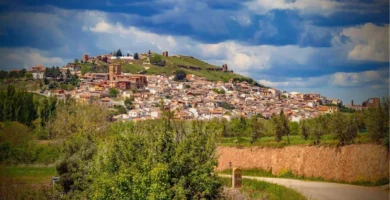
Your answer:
[0,70,8,79]
[81,65,90,75]
[288,121,299,135]
[114,105,127,114]
[18,69,26,78]
[124,97,134,110]
[250,116,263,144]
[175,70,187,81]
[331,112,358,145]
[88,118,221,199]
[273,110,290,144]
[26,73,33,79]
[109,88,119,97]
[364,98,389,144]
[308,116,326,145]
[134,52,139,59]
[8,70,18,79]
[300,120,309,140]
[115,49,122,57]
[74,58,79,64]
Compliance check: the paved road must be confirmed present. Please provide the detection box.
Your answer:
[219,174,389,200]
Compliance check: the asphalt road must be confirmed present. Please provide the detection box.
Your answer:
[219,174,389,200]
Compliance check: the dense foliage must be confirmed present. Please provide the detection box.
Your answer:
[109,88,119,97]
[231,77,266,88]
[174,70,186,81]
[0,122,60,164]
[150,54,166,66]
[0,69,30,80]
[54,103,221,199]
[0,86,57,126]
[134,52,139,59]
[45,66,62,79]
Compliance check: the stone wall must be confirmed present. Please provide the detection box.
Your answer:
[216,144,389,182]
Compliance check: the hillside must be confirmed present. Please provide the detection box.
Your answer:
[120,53,257,82]
[80,53,264,86]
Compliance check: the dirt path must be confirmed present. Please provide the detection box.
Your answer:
[219,174,389,200]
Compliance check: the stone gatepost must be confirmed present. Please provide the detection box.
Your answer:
[232,168,242,188]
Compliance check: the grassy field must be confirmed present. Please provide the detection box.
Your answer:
[219,177,306,200]
[0,165,56,184]
[0,165,57,198]
[0,80,41,91]
[218,132,372,148]
[136,54,246,82]
[219,168,389,187]
[121,63,145,74]
[0,165,57,199]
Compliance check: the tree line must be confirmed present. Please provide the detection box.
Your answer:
[0,86,57,127]
[218,97,389,147]
[0,69,29,80]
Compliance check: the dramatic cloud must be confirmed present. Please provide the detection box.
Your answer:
[336,23,389,62]
[245,0,344,16]
[259,67,389,90]
[330,67,389,88]
[0,48,65,70]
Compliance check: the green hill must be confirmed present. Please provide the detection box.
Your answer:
[81,53,264,86]
[118,53,263,86]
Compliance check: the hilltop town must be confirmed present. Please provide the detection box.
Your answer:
[1,50,380,122]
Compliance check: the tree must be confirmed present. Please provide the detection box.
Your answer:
[74,59,79,64]
[250,116,263,144]
[8,70,18,79]
[364,98,389,144]
[175,70,187,81]
[87,118,221,199]
[331,112,358,145]
[26,73,33,79]
[300,120,309,140]
[115,49,122,57]
[289,121,299,135]
[309,116,326,145]
[150,54,166,66]
[134,52,139,59]
[0,70,8,79]
[109,88,119,97]
[81,65,89,75]
[114,105,127,114]
[18,69,26,78]
[124,97,134,110]
[49,101,110,139]
[273,110,290,144]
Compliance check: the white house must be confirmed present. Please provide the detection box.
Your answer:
[151,110,161,118]
[128,110,142,118]
[111,56,134,60]
[31,65,45,79]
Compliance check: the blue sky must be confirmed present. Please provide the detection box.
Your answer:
[0,0,388,103]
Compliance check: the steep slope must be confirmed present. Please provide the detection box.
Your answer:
[137,54,261,84]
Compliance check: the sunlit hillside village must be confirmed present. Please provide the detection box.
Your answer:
[8,50,381,123]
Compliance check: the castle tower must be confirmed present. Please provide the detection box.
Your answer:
[115,64,121,75]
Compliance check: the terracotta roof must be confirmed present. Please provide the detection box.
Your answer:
[318,106,329,111]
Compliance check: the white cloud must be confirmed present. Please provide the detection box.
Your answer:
[336,23,389,62]
[0,48,65,70]
[87,21,182,53]
[330,68,389,87]
[245,0,344,16]
[231,13,252,26]
[258,75,330,88]
[259,67,389,89]
[200,42,316,72]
